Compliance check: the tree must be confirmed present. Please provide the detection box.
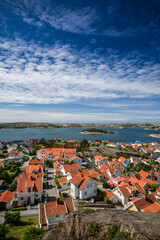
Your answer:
[23,226,45,240]
[80,139,89,150]
[0,224,9,240]
[104,196,110,204]
[150,183,159,192]
[4,211,21,226]
[2,170,10,182]
[23,156,29,162]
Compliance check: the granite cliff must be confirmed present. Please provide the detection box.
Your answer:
[42,209,160,240]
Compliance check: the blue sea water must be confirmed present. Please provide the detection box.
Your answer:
[0,127,160,143]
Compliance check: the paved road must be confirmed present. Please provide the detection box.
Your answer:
[46,168,58,202]
[82,154,98,170]
[0,209,38,224]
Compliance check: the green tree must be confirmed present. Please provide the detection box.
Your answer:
[80,139,89,150]
[23,226,45,240]
[0,224,9,240]
[4,211,21,226]
[2,170,11,182]
[104,196,110,204]
[150,183,159,192]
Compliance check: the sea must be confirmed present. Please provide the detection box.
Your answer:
[0,127,160,143]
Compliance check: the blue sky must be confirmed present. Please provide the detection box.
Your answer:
[0,0,160,123]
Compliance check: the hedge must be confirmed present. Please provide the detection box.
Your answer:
[11,207,27,211]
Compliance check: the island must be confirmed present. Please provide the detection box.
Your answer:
[0,122,60,129]
[145,125,160,131]
[81,128,116,135]
[148,134,160,139]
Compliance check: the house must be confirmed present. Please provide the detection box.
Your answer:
[17,171,43,205]
[103,190,118,204]
[69,155,82,166]
[26,165,43,174]
[58,177,69,188]
[37,148,76,160]
[70,174,97,200]
[39,198,74,229]
[107,167,122,178]
[112,185,132,206]
[118,156,130,167]
[8,150,23,162]
[124,194,160,213]
[61,163,80,175]
[0,191,15,211]
[29,158,44,166]
[94,155,108,165]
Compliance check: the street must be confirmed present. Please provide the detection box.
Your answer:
[46,168,58,202]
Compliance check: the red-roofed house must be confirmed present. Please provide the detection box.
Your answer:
[69,155,82,166]
[70,175,97,199]
[103,190,118,204]
[58,177,69,188]
[0,191,15,210]
[39,198,75,229]
[17,172,43,205]
[61,163,80,175]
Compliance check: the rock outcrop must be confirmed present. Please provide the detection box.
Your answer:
[42,210,160,240]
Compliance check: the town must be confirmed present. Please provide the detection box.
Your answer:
[0,137,160,239]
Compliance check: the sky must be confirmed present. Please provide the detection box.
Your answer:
[0,0,160,123]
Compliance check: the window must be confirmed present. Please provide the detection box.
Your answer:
[87,184,89,188]
[20,198,24,200]
[84,191,87,196]
[28,188,31,193]
[94,189,96,193]
[56,215,59,218]
[90,183,92,187]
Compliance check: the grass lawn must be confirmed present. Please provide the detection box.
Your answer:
[6,215,39,240]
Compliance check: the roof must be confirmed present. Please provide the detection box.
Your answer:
[39,199,74,225]
[17,172,42,193]
[134,182,144,193]
[118,185,132,197]
[58,177,68,184]
[26,165,43,174]
[63,163,80,173]
[0,191,15,203]
[69,155,82,161]
[104,190,116,199]
[29,158,44,166]
[9,150,22,156]
[139,170,150,179]
[142,202,160,213]
[131,194,159,212]
[53,156,65,161]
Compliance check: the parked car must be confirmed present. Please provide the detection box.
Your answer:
[82,162,88,166]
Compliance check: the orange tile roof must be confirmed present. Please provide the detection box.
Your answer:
[63,163,80,173]
[17,173,42,193]
[142,202,160,213]
[58,177,68,184]
[69,155,82,161]
[118,185,132,197]
[9,150,22,156]
[104,190,116,199]
[0,191,15,203]
[139,170,150,178]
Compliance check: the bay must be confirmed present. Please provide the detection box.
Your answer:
[0,127,160,143]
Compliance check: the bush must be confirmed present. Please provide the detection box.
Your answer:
[77,204,84,211]
[23,226,45,240]
[22,201,27,207]
[87,221,98,236]
[4,211,21,225]
[104,196,110,204]
[0,224,9,240]
[107,225,118,239]
[23,156,29,162]
[11,207,27,211]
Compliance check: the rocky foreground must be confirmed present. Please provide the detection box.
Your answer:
[42,210,160,240]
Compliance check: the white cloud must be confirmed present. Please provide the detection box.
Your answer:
[0,37,160,105]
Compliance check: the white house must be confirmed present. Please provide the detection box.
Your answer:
[39,198,74,229]
[112,185,132,206]
[17,172,43,205]
[104,190,118,204]
[70,174,97,200]
[8,150,23,160]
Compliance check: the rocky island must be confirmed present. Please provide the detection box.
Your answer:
[81,128,116,135]
[145,125,160,131]
[148,134,160,139]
